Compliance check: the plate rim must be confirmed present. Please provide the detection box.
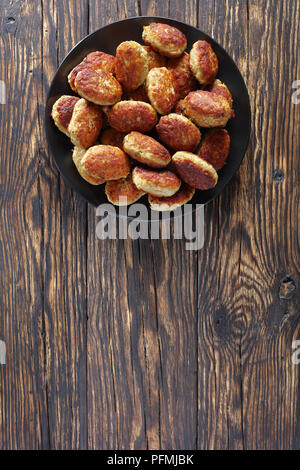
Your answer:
[45,15,251,219]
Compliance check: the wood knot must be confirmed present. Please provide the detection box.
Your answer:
[273,168,285,182]
[5,16,17,33]
[212,305,248,342]
[279,276,297,300]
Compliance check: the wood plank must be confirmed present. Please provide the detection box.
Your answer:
[87,0,148,450]
[139,0,201,451]
[0,0,47,450]
[196,0,300,450]
[195,0,250,450]
[0,0,89,449]
[87,0,200,450]
[1,0,298,451]
[38,0,89,450]
[240,0,300,449]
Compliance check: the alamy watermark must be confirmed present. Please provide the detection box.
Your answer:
[0,340,6,364]
[96,199,204,250]
[0,80,5,104]
[292,340,300,365]
[292,80,300,104]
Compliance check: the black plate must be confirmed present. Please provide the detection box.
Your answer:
[45,16,251,218]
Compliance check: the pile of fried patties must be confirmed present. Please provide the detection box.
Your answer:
[51,22,234,211]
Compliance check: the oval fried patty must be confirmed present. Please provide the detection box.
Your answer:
[105,173,146,205]
[156,113,201,152]
[183,90,231,127]
[68,51,115,92]
[189,40,218,85]
[197,128,230,171]
[72,146,105,185]
[142,22,187,58]
[148,183,195,211]
[172,151,218,190]
[68,98,102,149]
[132,166,181,197]
[115,41,148,91]
[123,132,171,168]
[81,145,130,181]
[146,67,178,115]
[51,95,80,136]
[108,100,157,133]
[75,68,122,106]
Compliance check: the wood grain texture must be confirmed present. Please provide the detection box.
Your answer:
[0,0,89,449]
[195,0,300,450]
[140,1,200,451]
[195,0,250,450]
[240,0,300,449]
[87,0,200,450]
[0,1,46,448]
[38,0,89,450]
[0,0,299,450]
[87,0,147,450]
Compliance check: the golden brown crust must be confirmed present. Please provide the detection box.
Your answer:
[209,79,234,117]
[209,79,232,107]
[75,68,123,106]
[100,110,110,129]
[100,105,112,129]
[115,41,148,91]
[146,67,178,115]
[108,100,157,133]
[51,95,80,136]
[156,113,201,152]
[142,46,166,69]
[132,166,181,197]
[72,146,105,185]
[183,90,231,127]
[123,131,171,168]
[100,128,126,149]
[68,51,115,92]
[148,183,195,211]
[126,84,150,103]
[197,128,230,171]
[83,51,115,73]
[81,145,130,181]
[105,173,146,205]
[167,52,197,99]
[189,40,218,85]
[142,23,187,57]
[68,98,102,149]
[172,151,218,189]
[172,99,185,115]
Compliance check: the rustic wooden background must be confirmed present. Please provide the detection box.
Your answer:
[0,0,299,450]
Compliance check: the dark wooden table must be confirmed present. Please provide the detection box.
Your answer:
[0,0,299,450]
